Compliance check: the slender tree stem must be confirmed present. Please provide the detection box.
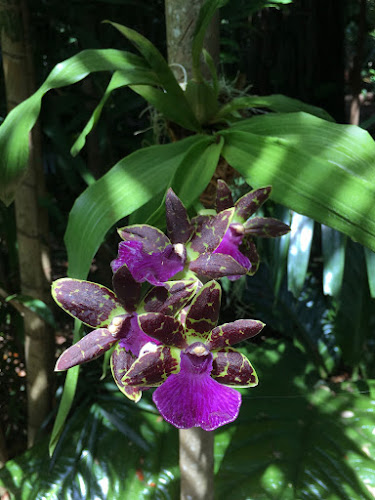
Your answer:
[179,428,214,500]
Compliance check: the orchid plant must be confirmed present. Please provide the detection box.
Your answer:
[52,180,289,430]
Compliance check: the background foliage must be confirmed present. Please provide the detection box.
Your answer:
[1,0,375,499]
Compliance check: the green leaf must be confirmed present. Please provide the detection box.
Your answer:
[71,69,158,156]
[215,339,375,499]
[65,135,206,279]
[287,213,314,297]
[172,136,223,207]
[364,247,375,298]
[321,226,347,297]
[203,49,219,97]
[106,21,200,131]
[334,242,372,369]
[49,321,82,456]
[192,0,229,80]
[130,84,201,131]
[220,112,375,253]
[0,49,155,206]
[212,94,334,123]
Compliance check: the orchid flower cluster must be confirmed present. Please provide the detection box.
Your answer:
[52,180,290,430]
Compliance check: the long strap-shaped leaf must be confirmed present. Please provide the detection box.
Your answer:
[220,112,375,253]
[65,135,207,279]
[107,22,200,131]
[0,49,157,206]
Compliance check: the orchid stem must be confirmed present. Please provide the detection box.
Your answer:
[179,428,214,500]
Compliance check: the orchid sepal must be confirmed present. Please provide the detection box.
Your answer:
[212,348,258,387]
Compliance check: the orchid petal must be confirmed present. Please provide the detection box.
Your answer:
[212,348,258,387]
[117,314,160,357]
[153,348,241,430]
[52,278,125,327]
[111,265,141,312]
[185,281,221,340]
[189,208,234,254]
[216,179,234,212]
[165,188,192,243]
[142,279,199,316]
[189,253,248,279]
[244,216,291,238]
[241,238,260,276]
[235,186,272,222]
[206,319,265,350]
[110,344,142,402]
[117,224,170,252]
[122,346,179,387]
[213,224,251,271]
[112,240,185,286]
[55,328,116,371]
[138,313,188,348]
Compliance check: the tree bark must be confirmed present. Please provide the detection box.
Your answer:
[349,0,366,125]
[1,0,54,447]
[165,0,219,81]
[179,428,214,500]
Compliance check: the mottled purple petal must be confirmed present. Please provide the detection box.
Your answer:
[166,188,192,244]
[216,179,234,212]
[213,224,251,272]
[123,346,179,387]
[112,265,141,312]
[244,217,291,238]
[117,314,161,357]
[153,346,241,430]
[241,238,260,276]
[189,253,248,279]
[112,240,185,286]
[110,344,142,402]
[185,281,221,339]
[212,348,258,387]
[138,313,187,348]
[55,328,116,371]
[142,280,198,316]
[206,319,265,350]
[52,278,124,327]
[117,224,170,253]
[235,186,272,222]
[189,208,234,254]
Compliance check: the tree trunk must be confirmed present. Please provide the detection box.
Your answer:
[349,0,366,125]
[165,1,219,498]
[1,0,54,447]
[165,0,219,81]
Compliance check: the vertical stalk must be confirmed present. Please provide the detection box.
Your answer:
[1,0,54,447]
[179,428,214,500]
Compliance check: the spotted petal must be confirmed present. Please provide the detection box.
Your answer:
[55,328,116,371]
[110,344,142,402]
[212,348,258,387]
[189,208,234,254]
[213,224,251,272]
[111,265,141,312]
[216,179,234,212]
[142,280,198,316]
[241,238,260,276]
[52,278,125,327]
[138,313,188,348]
[153,349,241,430]
[189,253,248,279]
[165,188,192,244]
[244,217,291,238]
[185,281,221,340]
[206,319,265,350]
[117,224,170,253]
[122,346,180,387]
[234,186,272,222]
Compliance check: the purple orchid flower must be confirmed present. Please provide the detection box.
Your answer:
[119,280,265,430]
[111,181,290,285]
[52,266,198,402]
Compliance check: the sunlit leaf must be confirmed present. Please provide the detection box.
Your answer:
[220,112,375,252]
[0,49,155,206]
[287,213,314,297]
[321,225,347,297]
